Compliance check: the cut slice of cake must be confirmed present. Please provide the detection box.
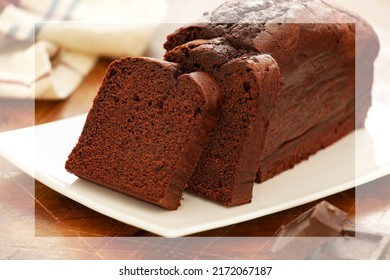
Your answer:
[186,54,282,206]
[166,39,283,206]
[65,57,221,210]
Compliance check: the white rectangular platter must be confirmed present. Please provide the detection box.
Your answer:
[0,111,389,237]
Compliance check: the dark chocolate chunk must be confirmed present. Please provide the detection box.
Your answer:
[270,201,348,259]
[277,201,348,237]
[306,231,390,260]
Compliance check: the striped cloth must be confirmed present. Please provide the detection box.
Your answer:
[0,0,167,99]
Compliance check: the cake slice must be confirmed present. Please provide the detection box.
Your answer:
[167,40,283,206]
[188,54,282,206]
[65,57,221,210]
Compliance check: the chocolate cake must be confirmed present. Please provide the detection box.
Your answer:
[65,57,221,210]
[164,0,380,186]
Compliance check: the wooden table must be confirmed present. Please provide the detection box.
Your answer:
[1,0,390,260]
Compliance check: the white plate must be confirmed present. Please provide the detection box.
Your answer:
[0,112,389,238]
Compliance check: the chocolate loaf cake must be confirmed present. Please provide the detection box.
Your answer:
[65,57,221,210]
[66,0,379,210]
[164,0,380,185]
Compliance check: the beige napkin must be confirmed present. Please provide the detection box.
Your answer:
[0,0,167,99]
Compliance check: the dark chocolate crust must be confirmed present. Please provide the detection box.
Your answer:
[65,57,221,210]
[164,0,380,185]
